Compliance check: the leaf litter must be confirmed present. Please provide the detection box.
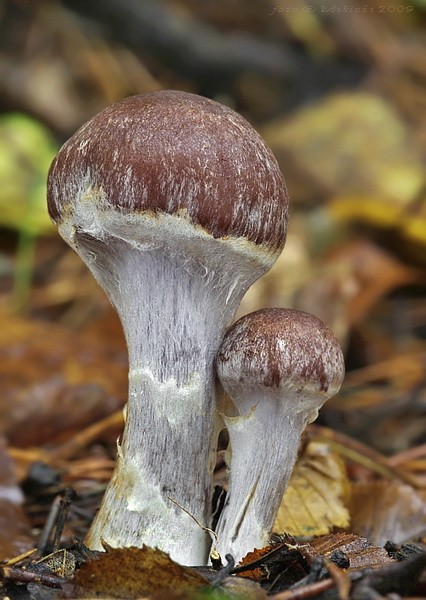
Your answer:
[1,1,426,597]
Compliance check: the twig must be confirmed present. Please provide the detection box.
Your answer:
[210,554,235,586]
[342,353,426,387]
[387,444,426,466]
[324,559,350,600]
[309,425,423,489]
[3,548,37,566]
[53,411,123,460]
[1,565,66,589]
[37,494,62,554]
[269,578,335,599]
[53,488,77,551]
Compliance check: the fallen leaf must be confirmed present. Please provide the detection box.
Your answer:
[274,442,351,538]
[36,548,76,579]
[325,352,426,454]
[297,239,423,330]
[262,91,424,208]
[0,309,126,447]
[351,552,426,599]
[349,480,426,546]
[0,113,57,235]
[236,539,308,586]
[0,436,34,560]
[68,545,208,599]
[308,532,395,571]
[237,546,279,582]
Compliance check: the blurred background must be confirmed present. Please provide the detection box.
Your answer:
[0,0,426,557]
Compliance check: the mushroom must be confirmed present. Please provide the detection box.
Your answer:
[46,91,289,565]
[215,308,345,563]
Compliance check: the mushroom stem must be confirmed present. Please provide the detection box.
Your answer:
[79,219,276,565]
[216,393,315,563]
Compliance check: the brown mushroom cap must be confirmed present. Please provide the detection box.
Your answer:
[47,90,289,251]
[217,308,345,398]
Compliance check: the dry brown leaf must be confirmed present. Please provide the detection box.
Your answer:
[0,309,126,446]
[0,436,34,560]
[274,441,351,537]
[237,545,280,582]
[298,239,423,331]
[308,532,395,571]
[326,352,426,454]
[68,545,208,599]
[349,480,426,546]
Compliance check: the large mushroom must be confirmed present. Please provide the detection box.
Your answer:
[47,91,289,565]
[215,308,345,563]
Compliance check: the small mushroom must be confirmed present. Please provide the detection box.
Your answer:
[215,308,345,563]
[47,91,289,565]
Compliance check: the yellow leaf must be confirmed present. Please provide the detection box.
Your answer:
[263,92,424,207]
[274,441,351,537]
[0,113,58,235]
[329,196,404,228]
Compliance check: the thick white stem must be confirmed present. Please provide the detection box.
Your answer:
[87,368,216,565]
[215,400,307,564]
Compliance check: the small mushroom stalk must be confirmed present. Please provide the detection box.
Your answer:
[47,91,289,565]
[215,309,345,563]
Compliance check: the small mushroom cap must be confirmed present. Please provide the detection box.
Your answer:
[217,308,345,400]
[47,90,288,251]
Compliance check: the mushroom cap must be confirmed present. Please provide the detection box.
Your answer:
[47,90,289,251]
[216,308,345,400]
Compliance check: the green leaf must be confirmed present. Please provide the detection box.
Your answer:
[0,112,58,236]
